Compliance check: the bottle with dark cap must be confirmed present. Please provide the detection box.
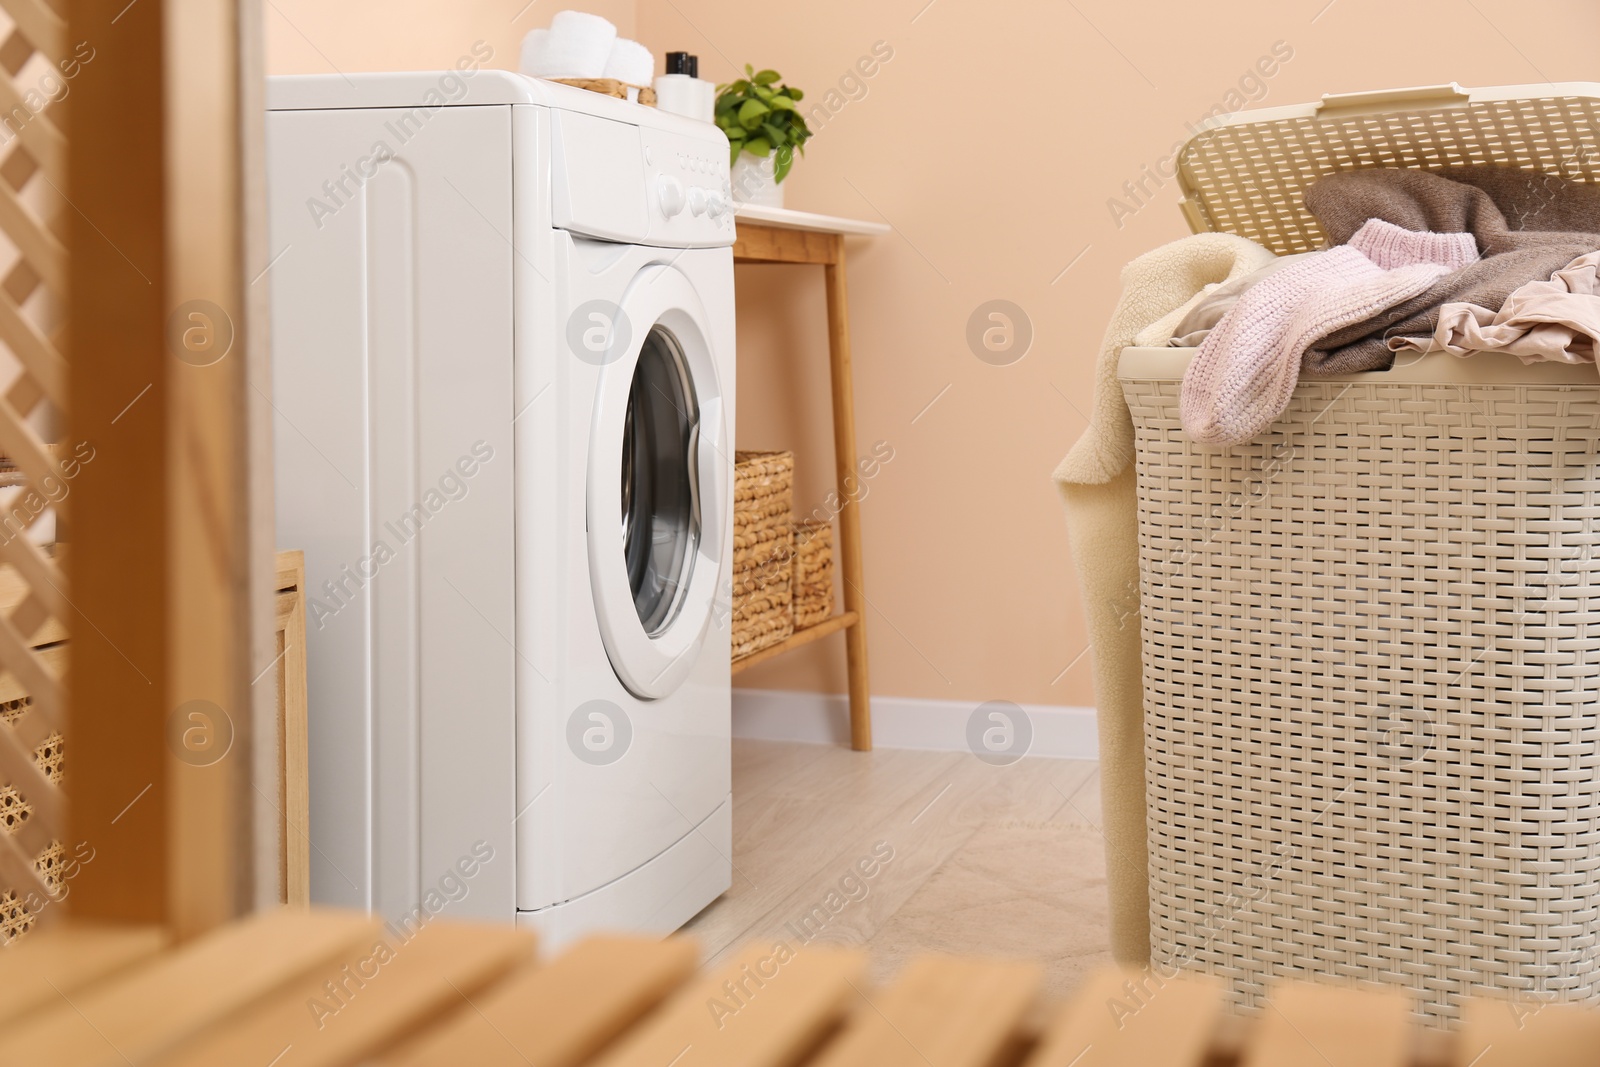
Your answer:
[655,52,713,122]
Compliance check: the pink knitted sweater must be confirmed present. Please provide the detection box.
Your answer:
[1180,220,1478,445]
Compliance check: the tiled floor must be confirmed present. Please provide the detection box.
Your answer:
[683,739,1113,1001]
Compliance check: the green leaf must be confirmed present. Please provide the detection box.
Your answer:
[787,87,804,101]
[752,84,775,102]
[745,63,754,76]
[729,142,741,167]
[767,95,797,112]
[761,121,787,145]
[725,125,746,140]
[773,146,793,183]
[744,136,771,157]
[737,98,771,128]
[753,69,780,85]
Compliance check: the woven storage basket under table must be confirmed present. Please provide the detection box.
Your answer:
[792,520,834,630]
[1129,82,1600,1024]
[732,451,794,660]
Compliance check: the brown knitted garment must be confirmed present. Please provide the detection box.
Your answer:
[1302,165,1600,375]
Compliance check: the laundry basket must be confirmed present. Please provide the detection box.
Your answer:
[1128,83,1600,1024]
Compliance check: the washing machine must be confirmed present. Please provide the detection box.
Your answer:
[266,70,734,947]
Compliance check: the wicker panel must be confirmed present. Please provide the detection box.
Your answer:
[1179,93,1600,255]
[0,0,73,943]
[792,519,834,630]
[1124,368,1600,1025]
[732,451,794,660]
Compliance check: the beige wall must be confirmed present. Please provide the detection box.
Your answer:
[266,0,1600,711]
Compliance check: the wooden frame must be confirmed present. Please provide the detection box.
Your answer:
[731,223,872,751]
[67,0,263,938]
[273,551,308,906]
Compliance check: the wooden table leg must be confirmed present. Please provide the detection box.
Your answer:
[822,235,872,751]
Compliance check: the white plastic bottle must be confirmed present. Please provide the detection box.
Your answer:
[654,52,714,123]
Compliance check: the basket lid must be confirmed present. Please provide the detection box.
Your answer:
[1176,82,1600,255]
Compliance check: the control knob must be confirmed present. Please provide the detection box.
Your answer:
[656,174,685,217]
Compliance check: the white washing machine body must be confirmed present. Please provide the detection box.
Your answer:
[267,70,734,948]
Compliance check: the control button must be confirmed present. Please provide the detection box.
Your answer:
[704,191,727,219]
[688,187,707,216]
[643,145,655,165]
[657,174,686,217]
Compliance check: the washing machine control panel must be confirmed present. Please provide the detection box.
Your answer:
[639,128,734,247]
[549,109,733,248]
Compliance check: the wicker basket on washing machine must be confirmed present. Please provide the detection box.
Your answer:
[1129,82,1600,1025]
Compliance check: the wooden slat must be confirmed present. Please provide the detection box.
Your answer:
[1457,997,1600,1067]
[384,935,699,1067]
[0,556,68,648]
[0,826,53,909]
[0,29,32,76]
[163,0,253,941]
[0,907,380,1067]
[0,602,61,726]
[2,642,66,753]
[809,955,1041,1067]
[0,176,64,292]
[152,920,535,1067]
[1024,968,1224,1067]
[4,360,43,423]
[0,714,62,848]
[588,940,866,1067]
[734,223,838,265]
[0,108,63,186]
[0,286,67,406]
[0,539,68,638]
[0,390,61,496]
[8,588,47,642]
[274,560,308,905]
[821,238,872,751]
[730,611,857,674]
[68,0,172,928]
[1,0,65,61]
[1243,983,1412,1067]
[276,549,304,593]
[0,921,167,1025]
[0,73,64,182]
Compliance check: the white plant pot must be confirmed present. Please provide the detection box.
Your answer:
[730,153,784,208]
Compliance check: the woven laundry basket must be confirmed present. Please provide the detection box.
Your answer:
[791,520,834,630]
[1129,82,1600,1025]
[732,451,794,660]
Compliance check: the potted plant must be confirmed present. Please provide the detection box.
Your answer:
[715,65,812,209]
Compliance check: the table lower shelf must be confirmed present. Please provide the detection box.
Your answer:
[730,611,859,676]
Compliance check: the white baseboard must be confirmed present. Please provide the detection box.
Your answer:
[731,688,1098,761]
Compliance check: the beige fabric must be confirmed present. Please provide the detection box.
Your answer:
[1053,232,1276,964]
[1389,250,1600,365]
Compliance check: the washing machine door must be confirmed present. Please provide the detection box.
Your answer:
[587,263,728,699]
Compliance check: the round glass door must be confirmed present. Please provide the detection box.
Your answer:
[586,264,726,700]
[621,327,700,636]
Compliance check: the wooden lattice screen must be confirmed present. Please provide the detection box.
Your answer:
[0,0,71,944]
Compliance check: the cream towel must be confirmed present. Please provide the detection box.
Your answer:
[1053,232,1276,964]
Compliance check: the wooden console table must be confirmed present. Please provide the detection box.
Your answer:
[729,205,888,752]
